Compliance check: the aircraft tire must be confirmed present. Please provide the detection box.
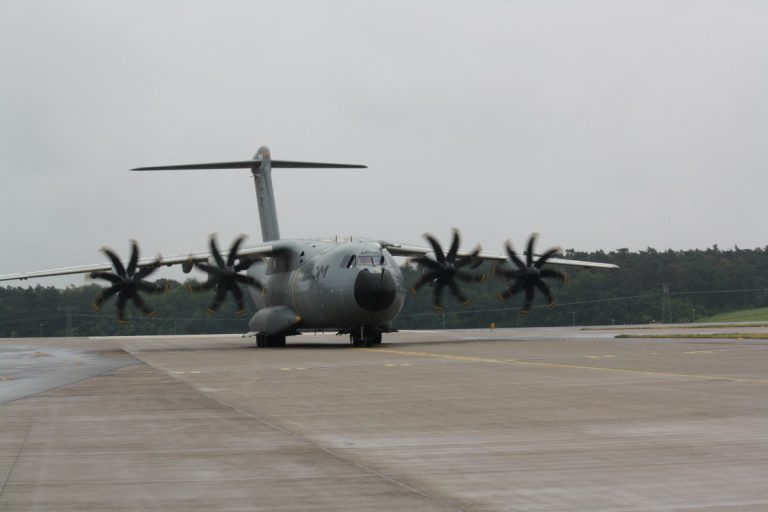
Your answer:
[256,334,286,348]
[350,329,381,347]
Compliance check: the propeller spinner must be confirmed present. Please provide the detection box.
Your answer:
[495,234,567,314]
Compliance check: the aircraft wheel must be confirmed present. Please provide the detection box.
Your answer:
[350,329,381,347]
[256,334,286,347]
[350,332,368,347]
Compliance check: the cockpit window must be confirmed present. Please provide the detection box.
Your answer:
[357,255,386,266]
[343,254,387,269]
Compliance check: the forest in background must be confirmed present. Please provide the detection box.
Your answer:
[2,245,768,337]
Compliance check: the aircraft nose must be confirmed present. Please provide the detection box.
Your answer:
[354,268,397,312]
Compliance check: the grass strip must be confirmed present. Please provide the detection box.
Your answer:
[586,323,768,331]
[615,333,768,340]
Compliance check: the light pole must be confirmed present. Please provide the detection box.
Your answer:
[571,311,576,327]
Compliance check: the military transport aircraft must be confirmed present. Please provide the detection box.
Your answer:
[0,147,617,347]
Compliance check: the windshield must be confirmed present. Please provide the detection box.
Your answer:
[356,255,386,267]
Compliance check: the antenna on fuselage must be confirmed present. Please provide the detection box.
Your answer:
[132,146,366,242]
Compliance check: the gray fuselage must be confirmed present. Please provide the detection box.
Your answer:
[246,238,406,334]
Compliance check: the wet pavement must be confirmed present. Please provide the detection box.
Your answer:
[0,342,137,404]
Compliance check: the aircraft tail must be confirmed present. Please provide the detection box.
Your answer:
[132,146,366,242]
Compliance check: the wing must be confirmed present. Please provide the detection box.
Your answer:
[0,244,279,282]
[382,242,618,270]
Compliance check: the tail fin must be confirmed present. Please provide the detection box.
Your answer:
[132,146,366,242]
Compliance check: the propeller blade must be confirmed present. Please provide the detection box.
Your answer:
[234,256,258,272]
[432,282,446,310]
[193,261,220,275]
[410,270,440,293]
[102,248,127,278]
[493,265,523,280]
[424,234,446,264]
[453,269,479,283]
[116,292,129,323]
[233,273,263,289]
[92,285,121,312]
[505,242,527,271]
[455,246,481,269]
[134,259,162,280]
[206,284,228,314]
[209,236,226,269]
[414,257,441,271]
[497,281,524,302]
[521,286,536,313]
[535,280,555,307]
[137,280,169,294]
[229,282,246,315]
[540,268,568,282]
[227,235,246,267]
[535,248,561,268]
[446,229,460,262]
[129,290,157,317]
[447,280,470,305]
[126,240,140,276]
[525,234,537,267]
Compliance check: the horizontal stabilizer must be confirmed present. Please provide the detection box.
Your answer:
[132,160,366,171]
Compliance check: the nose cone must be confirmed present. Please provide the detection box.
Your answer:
[354,269,397,312]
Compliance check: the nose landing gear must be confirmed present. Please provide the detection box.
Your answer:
[349,326,382,347]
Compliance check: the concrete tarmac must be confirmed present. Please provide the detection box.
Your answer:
[1,326,767,511]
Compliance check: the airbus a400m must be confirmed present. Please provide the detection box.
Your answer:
[0,146,617,347]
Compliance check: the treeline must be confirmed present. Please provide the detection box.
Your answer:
[2,246,768,337]
[395,245,768,330]
[0,282,251,338]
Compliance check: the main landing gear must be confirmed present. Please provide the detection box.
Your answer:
[349,327,382,347]
[256,333,286,348]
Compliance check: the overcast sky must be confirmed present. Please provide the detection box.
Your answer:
[1,1,766,287]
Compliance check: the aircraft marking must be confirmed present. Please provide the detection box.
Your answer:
[369,348,768,384]
[301,265,329,281]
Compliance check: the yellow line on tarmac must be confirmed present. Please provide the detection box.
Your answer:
[369,348,768,385]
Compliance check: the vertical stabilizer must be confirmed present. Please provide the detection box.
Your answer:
[251,146,280,241]
[132,149,366,243]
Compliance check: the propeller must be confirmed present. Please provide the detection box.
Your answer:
[90,240,168,323]
[495,233,567,314]
[410,229,483,310]
[187,234,264,316]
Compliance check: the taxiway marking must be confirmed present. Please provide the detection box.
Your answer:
[277,363,413,372]
[370,348,768,384]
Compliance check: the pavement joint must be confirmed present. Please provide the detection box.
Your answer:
[0,420,31,501]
